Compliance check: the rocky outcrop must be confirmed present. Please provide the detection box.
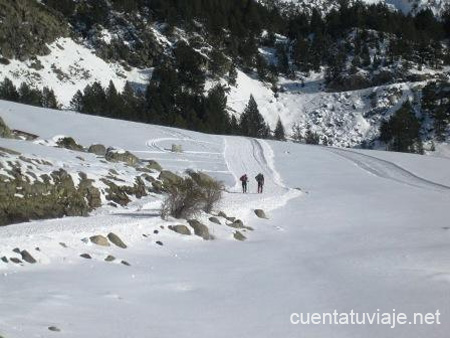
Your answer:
[20,250,36,264]
[56,137,84,151]
[0,117,13,139]
[0,168,102,226]
[105,148,139,166]
[188,220,211,240]
[209,217,221,225]
[158,170,182,186]
[146,160,162,171]
[88,144,107,156]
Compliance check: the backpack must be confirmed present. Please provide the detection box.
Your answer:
[255,174,264,182]
[240,175,247,182]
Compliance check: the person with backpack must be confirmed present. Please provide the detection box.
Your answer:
[255,173,264,194]
[240,174,248,193]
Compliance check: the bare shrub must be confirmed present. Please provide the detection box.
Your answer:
[160,173,224,220]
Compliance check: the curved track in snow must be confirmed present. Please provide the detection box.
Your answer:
[327,147,450,193]
[220,137,300,219]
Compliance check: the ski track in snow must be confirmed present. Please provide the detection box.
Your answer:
[326,147,450,193]
[220,136,301,222]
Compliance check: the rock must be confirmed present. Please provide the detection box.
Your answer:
[188,220,211,240]
[105,148,139,166]
[105,255,116,262]
[90,235,110,247]
[168,225,192,235]
[188,170,214,185]
[209,217,221,225]
[158,170,182,185]
[146,160,162,171]
[121,260,131,266]
[218,211,227,218]
[254,209,268,219]
[20,250,36,264]
[0,117,13,139]
[59,242,68,248]
[234,231,247,241]
[56,137,84,151]
[107,233,127,249]
[80,253,92,259]
[1,256,8,263]
[88,144,107,156]
[226,216,236,222]
[48,326,61,332]
[12,248,21,254]
[156,241,164,246]
[153,230,159,234]
[10,257,22,264]
[228,219,244,229]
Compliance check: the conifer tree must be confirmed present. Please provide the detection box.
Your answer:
[240,95,270,138]
[274,117,286,140]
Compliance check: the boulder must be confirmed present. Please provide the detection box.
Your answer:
[48,326,61,332]
[234,231,247,241]
[107,233,127,249]
[218,211,227,218]
[105,255,116,262]
[105,148,139,166]
[56,137,84,151]
[88,144,107,156]
[158,170,182,185]
[1,256,8,263]
[168,225,192,236]
[121,260,131,266]
[146,160,162,171]
[209,217,221,225]
[90,235,110,247]
[20,250,36,264]
[188,220,211,240]
[254,209,268,219]
[80,253,92,259]
[10,257,22,264]
[226,216,236,222]
[156,241,164,246]
[0,117,12,139]
[228,219,244,228]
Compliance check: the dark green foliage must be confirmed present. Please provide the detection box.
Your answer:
[305,127,320,145]
[421,81,450,141]
[204,84,230,134]
[380,102,423,153]
[274,117,286,141]
[239,95,270,138]
[0,78,60,109]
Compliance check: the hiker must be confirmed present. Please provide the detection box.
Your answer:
[255,173,264,194]
[240,174,248,193]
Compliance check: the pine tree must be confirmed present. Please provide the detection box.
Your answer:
[240,95,270,138]
[70,90,84,112]
[42,87,59,109]
[204,84,230,134]
[228,64,238,86]
[0,78,19,102]
[18,83,43,107]
[274,117,286,140]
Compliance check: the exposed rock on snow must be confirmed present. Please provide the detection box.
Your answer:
[158,170,183,186]
[146,160,162,172]
[80,254,92,260]
[88,144,107,156]
[234,231,247,241]
[20,250,36,264]
[107,232,127,249]
[209,217,221,225]
[188,220,211,240]
[254,209,268,219]
[0,117,12,139]
[105,255,116,262]
[105,148,139,166]
[90,235,110,247]
[168,225,192,236]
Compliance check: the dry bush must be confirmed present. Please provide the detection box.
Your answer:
[160,173,224,220]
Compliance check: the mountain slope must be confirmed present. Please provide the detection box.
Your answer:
[1,102,450,337]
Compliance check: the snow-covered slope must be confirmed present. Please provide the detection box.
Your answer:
[268,0,449,15]
[1,102,450,337]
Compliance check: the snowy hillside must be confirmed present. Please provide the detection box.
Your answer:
[1,102,450,337]
[267,0,449,15]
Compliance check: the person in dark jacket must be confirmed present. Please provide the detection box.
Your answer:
[255,173,264,193]
[240,174,248,193]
